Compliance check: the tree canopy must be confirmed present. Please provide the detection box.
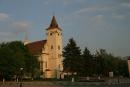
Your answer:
[0,41,39,80]
[63,38,129,77]
[82,47,93,76]
[63,38,82,74]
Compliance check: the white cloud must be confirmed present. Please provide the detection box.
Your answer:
[90,15,105,24]
[74,8,90,15]
[0,12,31,41]
[0,32,13,37]
[0,13,9,21]
[66,1,128,25]
[73,6,100,16]
[94,15,104,20]
[122,3,130,8]
[12,21,31,33]
[0,21,31,41]
[112,14,126,20]
[0,32,16,42]
[13,22,30,29]
[62,0,85,5]
[44,1,49,5]
[43,0,85,5]
[72,5,114,17]
[128,3,130,8]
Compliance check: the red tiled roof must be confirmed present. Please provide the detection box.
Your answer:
[26,40,47,55]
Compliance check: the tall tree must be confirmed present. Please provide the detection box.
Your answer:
[82,47,93,76]
[94,49,129,77]
[95,49,108,76]
[63,38,82,74]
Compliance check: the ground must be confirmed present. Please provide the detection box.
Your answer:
[0,78,130,87]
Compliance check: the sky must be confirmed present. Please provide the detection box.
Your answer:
[0,0,130,57]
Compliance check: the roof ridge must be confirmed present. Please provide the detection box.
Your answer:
[27,40,47,45]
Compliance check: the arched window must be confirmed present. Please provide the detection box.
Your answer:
[58,45,60,50]
[50,33,52,36]
[45,62,47,68]
[51,45,53,49]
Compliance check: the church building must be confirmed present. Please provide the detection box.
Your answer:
[25,16,63,79]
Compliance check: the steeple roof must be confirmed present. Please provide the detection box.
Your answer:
[47,16,61,30]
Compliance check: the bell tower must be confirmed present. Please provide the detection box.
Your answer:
[45,16,63,78]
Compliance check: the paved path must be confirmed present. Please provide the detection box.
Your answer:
[0,79,130,87]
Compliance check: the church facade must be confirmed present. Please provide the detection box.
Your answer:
[25,16,63,79]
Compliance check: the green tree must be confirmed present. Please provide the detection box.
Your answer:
[82,47,93,76]
[0,41,39,80]
[63,38,82,75]
[24,54,39,79]
[95,49,112,76]
[94,49,129,77]
[118,59,128,77]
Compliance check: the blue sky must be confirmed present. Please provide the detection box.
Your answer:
[0,0,130,57]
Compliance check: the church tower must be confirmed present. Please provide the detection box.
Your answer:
[25,16,63,79]
[45,16,63,78]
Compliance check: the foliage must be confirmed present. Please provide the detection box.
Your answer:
[63,38,82,74]
[0,41,39,80]
[63,38,129,77]
[81,47,93,76]
[94,49,129,77]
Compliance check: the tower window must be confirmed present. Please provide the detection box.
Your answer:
[58,45,60,50]
[50,33,52,36]
[59,64,60,69]
[45,62,47,68]
[51,45,53,49]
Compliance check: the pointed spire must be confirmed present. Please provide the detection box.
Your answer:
[50,16,58,28]
[47,16,61,30]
